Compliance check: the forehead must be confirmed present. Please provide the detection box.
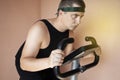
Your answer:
[67,12,84,16]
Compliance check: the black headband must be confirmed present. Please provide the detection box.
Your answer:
[58,7,85,12]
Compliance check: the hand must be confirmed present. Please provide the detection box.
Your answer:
[49,49,65,68]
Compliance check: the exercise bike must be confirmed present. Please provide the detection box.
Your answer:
[54,36,101,80]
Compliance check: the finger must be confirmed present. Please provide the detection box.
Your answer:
[53,49,65,56]
[54,61,63,66]
[59,59,64,64]
[55,54,63,59]
[54,57,64,63]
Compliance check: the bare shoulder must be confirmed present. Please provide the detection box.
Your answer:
[29,21,48,37]
[21,20,49,57]
[25,20,49,49]
[27,20,49,41]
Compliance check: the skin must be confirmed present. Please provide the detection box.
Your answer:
[20,4,85,72]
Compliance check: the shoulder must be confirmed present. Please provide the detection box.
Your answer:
[31,20,47,33]
[29,20,48,37]
[25,20,49,44]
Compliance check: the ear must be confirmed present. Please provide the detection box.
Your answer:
[58,10,65,15]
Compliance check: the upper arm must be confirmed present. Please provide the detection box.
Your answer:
[21,22,46,58]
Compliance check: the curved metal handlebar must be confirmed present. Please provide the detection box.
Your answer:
[57,38,74,50]
[54,36,100,79]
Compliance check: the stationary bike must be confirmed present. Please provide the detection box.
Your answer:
[54,36,101,80]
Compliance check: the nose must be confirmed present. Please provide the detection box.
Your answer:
[76,16,81,24]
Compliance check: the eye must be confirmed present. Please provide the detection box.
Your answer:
[80,15,84,19]
[71,14,79,19]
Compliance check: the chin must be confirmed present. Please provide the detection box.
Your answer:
[72,26,77,30]
[70,27,76,31]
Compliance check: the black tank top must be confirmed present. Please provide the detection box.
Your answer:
[15,19,69,80]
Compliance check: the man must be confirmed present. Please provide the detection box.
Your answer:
[15,0,85,80]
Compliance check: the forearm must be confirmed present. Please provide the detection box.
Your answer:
[20,57,50,72]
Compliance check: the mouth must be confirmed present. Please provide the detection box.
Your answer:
[71,25,77,30]
[73,24,79,27]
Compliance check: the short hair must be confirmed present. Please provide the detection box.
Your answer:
[56,0,85,16]
[58,0,85,9]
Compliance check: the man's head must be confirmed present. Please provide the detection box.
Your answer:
[57,0,86,30]
[58,0,85,13]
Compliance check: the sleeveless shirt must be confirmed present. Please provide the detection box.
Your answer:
[15,19,69,80]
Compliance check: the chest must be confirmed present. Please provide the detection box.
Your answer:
[37,31,69,58]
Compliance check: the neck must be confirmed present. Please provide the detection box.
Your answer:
[50,17,67,32]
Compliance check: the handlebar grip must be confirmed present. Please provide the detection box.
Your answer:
[57,38,74,50]
[85,36,97,45]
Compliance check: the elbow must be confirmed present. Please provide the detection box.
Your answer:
[20,57,37,72]
[20,63,27,71]
[20,57,32,71]
[20,57,28,71]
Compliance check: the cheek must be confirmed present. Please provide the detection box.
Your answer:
[63,15,74,26]
[67,17,74,24]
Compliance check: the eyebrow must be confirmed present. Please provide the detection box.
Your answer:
[72,13,84,17]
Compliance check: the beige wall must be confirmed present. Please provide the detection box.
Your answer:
[0,0,120,80]
[0,0,41,80]
[41,0,120,80]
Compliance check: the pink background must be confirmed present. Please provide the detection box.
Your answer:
[0,0,120,80]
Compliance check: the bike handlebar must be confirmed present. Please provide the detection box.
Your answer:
[54,36,100,79]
